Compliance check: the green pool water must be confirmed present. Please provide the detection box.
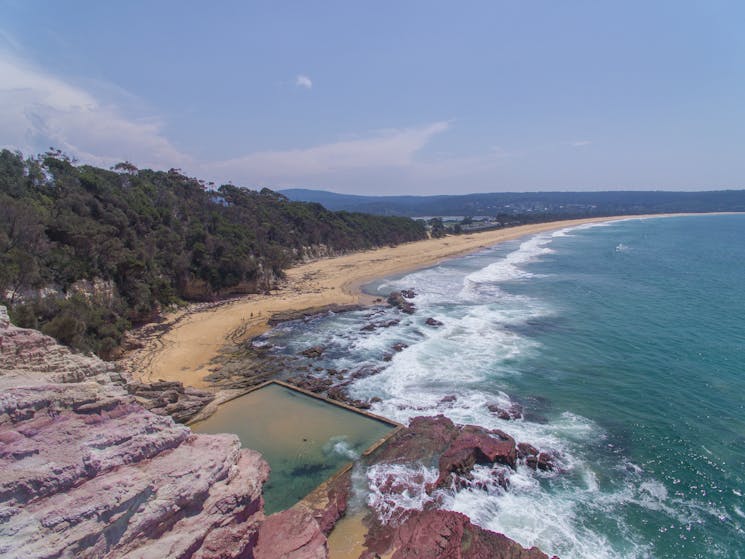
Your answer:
[191,382,396,514]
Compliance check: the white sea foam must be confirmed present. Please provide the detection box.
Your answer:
[366,463,439,525]
[463,233,555,289]
[615,243,631,252]
[327,437,360,460]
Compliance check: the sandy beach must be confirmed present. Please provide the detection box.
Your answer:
[120,215,662,388]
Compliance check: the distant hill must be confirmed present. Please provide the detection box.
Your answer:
[280,188,745,217]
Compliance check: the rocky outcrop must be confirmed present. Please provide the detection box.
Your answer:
[360,318,400,332]
[301,345,326,359]
[371,415,459,465]
[374,509,554,559]
[487,402,523,420]
[517,443,557,472]
[253,471,352,559]
[0,306,118,388]
[0,306,269,559]
[387,292,416,314]
[436,426,517,487]
[355,416,559,559]
[268,304,364,326]
[126,380,215,424]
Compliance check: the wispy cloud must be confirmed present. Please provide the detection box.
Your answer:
[0,52,189,169]
[295,74,313,89]
[209,121,451,186]
[570,140,592,147]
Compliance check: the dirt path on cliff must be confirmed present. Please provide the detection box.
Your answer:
[118,214,679,388]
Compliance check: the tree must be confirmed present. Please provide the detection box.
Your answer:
[428,217,446,238]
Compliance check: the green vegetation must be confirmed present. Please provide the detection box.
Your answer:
[0,150,426,357]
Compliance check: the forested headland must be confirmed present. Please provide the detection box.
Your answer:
[0,150,426,358]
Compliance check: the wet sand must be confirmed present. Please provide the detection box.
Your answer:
[120,215,680,387]
[327,511,370,559]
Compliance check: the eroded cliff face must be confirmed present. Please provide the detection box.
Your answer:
[0,306,269,559]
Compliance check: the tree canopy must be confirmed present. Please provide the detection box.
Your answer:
[0,149,426,357]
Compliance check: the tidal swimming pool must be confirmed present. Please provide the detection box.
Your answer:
[191,381,397,514]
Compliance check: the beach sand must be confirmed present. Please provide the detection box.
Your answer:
[120,215,658,388]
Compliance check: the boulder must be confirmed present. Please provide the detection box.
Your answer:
[301,346,326,359]
[436,426,516,486]
[517,443,557,472]
[425,317,444,327]
[487,402,523,421]
[387,292,416,314]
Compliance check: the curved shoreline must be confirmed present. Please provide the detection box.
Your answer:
[117,213,705,388]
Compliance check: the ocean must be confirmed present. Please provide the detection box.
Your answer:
[258,214,745,558]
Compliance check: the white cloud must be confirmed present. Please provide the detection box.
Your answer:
[571,140,592,147]
[0,52,189,169]
[208,121,450,186]
[295,74,313,89]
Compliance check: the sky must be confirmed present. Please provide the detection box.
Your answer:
[1,1,744,195]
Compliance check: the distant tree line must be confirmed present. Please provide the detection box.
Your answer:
[0,150,426,358]
[281,187,745,217]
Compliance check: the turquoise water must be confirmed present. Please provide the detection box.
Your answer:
[260,215,745,558]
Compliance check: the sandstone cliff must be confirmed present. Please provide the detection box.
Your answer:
[0,306,269,558]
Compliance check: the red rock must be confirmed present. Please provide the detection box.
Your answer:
[436,426,517,486]
[487,403,523,420]
[536,452,555,472]
[369,415,458,465]
[517,442,539,459]
[308,471,352,535]
[381,509,554,559]
[0,306,269,559]
[516,443,557,472]
[254,506,327,559]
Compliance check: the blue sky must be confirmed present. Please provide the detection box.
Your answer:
[1,1,744,194]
